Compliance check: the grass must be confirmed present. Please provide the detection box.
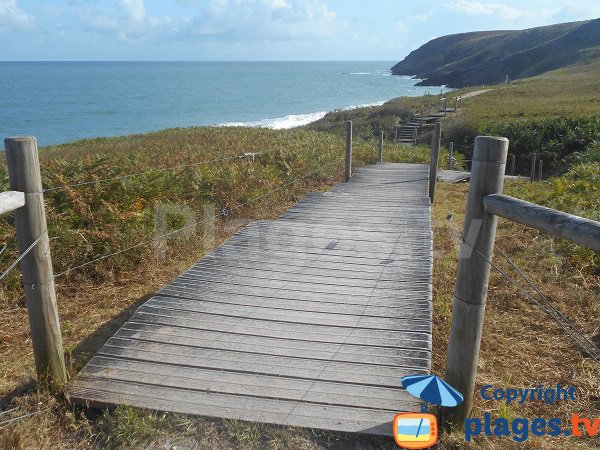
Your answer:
[1,63,599,448]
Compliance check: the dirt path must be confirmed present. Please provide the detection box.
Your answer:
[461,88,493,98]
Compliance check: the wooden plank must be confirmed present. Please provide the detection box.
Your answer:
[129,312,431,350]
[68,377,411,435]
[153,289,432,319]
[84,356,416,410]
[484,194,600,250]
[98,338,428,384]
[118,323,431,359]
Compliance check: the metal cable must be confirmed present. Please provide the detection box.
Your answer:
[446,216,600,362]
[0,408,50,428]
[0,233,17,263]
[42,149,278,193]
[495,245,600,360]
[54,156,344,278]
[0,230,46,281]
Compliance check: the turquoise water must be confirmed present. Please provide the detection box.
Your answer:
[0,61,439,147]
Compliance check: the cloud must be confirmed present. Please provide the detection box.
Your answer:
[551,3,600,22]
[120,0,146,21]
[0,0,32,30]
[177,0,336,41]
[448,1,554,21]
[70,0,334,44]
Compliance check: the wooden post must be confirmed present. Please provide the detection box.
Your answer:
[5,136,67,390]
[444,136,509,426]
[345,121,352,182]
[509,154,515,175]
[530,152,537,181]
[448,142,454,170]
[413,128,417,146]
[428,122,442,202]
[538,160,543,180]
[395,126,398,143]
[378,131,384,163]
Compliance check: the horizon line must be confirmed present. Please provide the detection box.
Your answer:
[0,60,398,63]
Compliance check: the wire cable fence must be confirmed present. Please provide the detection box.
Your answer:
[52,155,345,279]
[0,142,342,284]
[0,229,46,281]
[446,215,600,363]
[42,149,279,193]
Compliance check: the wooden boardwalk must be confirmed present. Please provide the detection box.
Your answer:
[67,163,433,436]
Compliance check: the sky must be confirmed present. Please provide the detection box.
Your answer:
[1,0,599,61]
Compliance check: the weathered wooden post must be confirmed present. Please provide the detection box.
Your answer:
[445,136,509,426]
[395,126,398,143]
[345,121,352,182]
[378,131,384,163]
[538,160,543,180]
[530,152,537,181]
[509,154,515,176]
[448,142,454,170]
[413,128,417,146]
[5,136,67,390]
[429,122,442,202]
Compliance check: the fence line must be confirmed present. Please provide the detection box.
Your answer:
[0,229,46,281]
[444,135,600,426]
[51,155,344,278]
[446,215,600,362]
[42,149,279,193]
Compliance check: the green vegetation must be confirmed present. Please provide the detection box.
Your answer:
[391,18,600,87]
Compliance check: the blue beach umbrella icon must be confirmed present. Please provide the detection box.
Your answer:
[402,374,464,407]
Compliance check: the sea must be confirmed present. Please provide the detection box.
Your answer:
[0,61,440,147]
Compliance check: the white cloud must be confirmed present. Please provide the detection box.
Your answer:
[177,0,336,41]
[0,0,32,30]
[448,1,554,21]
[120,0,146,21]
[551,3,600,22]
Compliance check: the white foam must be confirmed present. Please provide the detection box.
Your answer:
[219,100,387,130]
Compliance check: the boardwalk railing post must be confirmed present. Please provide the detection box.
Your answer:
[445,136,509,426]
[448,142,454,170]
[428,122,442,202]
[509,154,515,175]
[345,121,352,182]
[395,126,398,143]
[5,136,67,390]
[530,152,537,181]
[378,131,384,163]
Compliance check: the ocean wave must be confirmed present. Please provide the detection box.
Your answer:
[219,100,388,130]
[221,111,328,129]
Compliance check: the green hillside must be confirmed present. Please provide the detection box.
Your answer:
[391,19,600,87]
